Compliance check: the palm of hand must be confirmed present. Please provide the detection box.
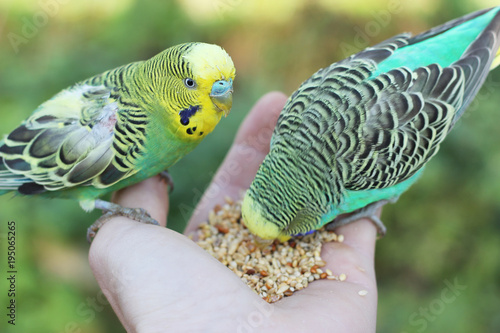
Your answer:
[89,92,378,332]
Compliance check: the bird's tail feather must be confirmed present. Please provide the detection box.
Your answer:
[450,8,500,126]
[0,160,31,193]
[490,47,500,70]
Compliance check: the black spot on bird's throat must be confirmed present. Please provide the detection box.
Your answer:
[186,126,197,135]
[179,105,200,126]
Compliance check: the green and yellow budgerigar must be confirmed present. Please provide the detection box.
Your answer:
[242,7,500,242]
[0,42,235,240]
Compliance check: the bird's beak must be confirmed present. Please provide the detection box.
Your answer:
[254,236,274,249]
[210,79,233,117]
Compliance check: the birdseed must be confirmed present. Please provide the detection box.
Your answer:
[358,289,368,296]
[195,198,343,303]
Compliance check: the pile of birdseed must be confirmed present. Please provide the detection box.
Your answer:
[194,197,346,303]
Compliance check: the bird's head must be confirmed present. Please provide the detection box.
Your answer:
[147,42,235,141]
[241,154,326,244]
[242,190,324,245]
[182,43,235,117]
[242,190,291,244]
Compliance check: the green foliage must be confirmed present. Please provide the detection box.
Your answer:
[0,1,499,332]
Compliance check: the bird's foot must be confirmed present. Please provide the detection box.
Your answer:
[86,199,160,243]
[325,198,398,238]
[159,170,174,193]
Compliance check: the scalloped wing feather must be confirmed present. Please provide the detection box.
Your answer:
[271,8,500,194]
[0,84,129,194]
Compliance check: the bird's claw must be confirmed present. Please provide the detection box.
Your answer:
[87,200,160,243]
[325,199,395,238]
[159,170,174,193]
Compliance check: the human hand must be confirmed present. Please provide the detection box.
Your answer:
[89,92,378,332]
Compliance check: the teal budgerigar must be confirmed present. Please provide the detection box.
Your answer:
[242,7,500,242]
[0,42,235,240]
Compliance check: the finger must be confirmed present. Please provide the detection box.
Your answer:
[304,209,379,314]
[321,209,379,282]
[185,91,288,234]
[89,176,169,330]
[111,175,169,227]
[276,212,379,331]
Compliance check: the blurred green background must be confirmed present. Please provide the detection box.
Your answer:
[1,0,499,332]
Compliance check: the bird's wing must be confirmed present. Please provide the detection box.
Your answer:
[270,55,458,192]
[339,63,462,191]
[343,10,500,191]
[0,83,140,194]
[271,8,500,193]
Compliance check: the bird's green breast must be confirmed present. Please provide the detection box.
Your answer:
[136,115,202,173]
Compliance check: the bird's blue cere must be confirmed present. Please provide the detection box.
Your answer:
[210,79,233,116]
[210,79,233,97]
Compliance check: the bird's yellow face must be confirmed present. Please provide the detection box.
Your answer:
[241,191,291,243]
[169,43,235,142]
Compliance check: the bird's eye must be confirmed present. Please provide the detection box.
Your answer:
[184,78,196,88]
